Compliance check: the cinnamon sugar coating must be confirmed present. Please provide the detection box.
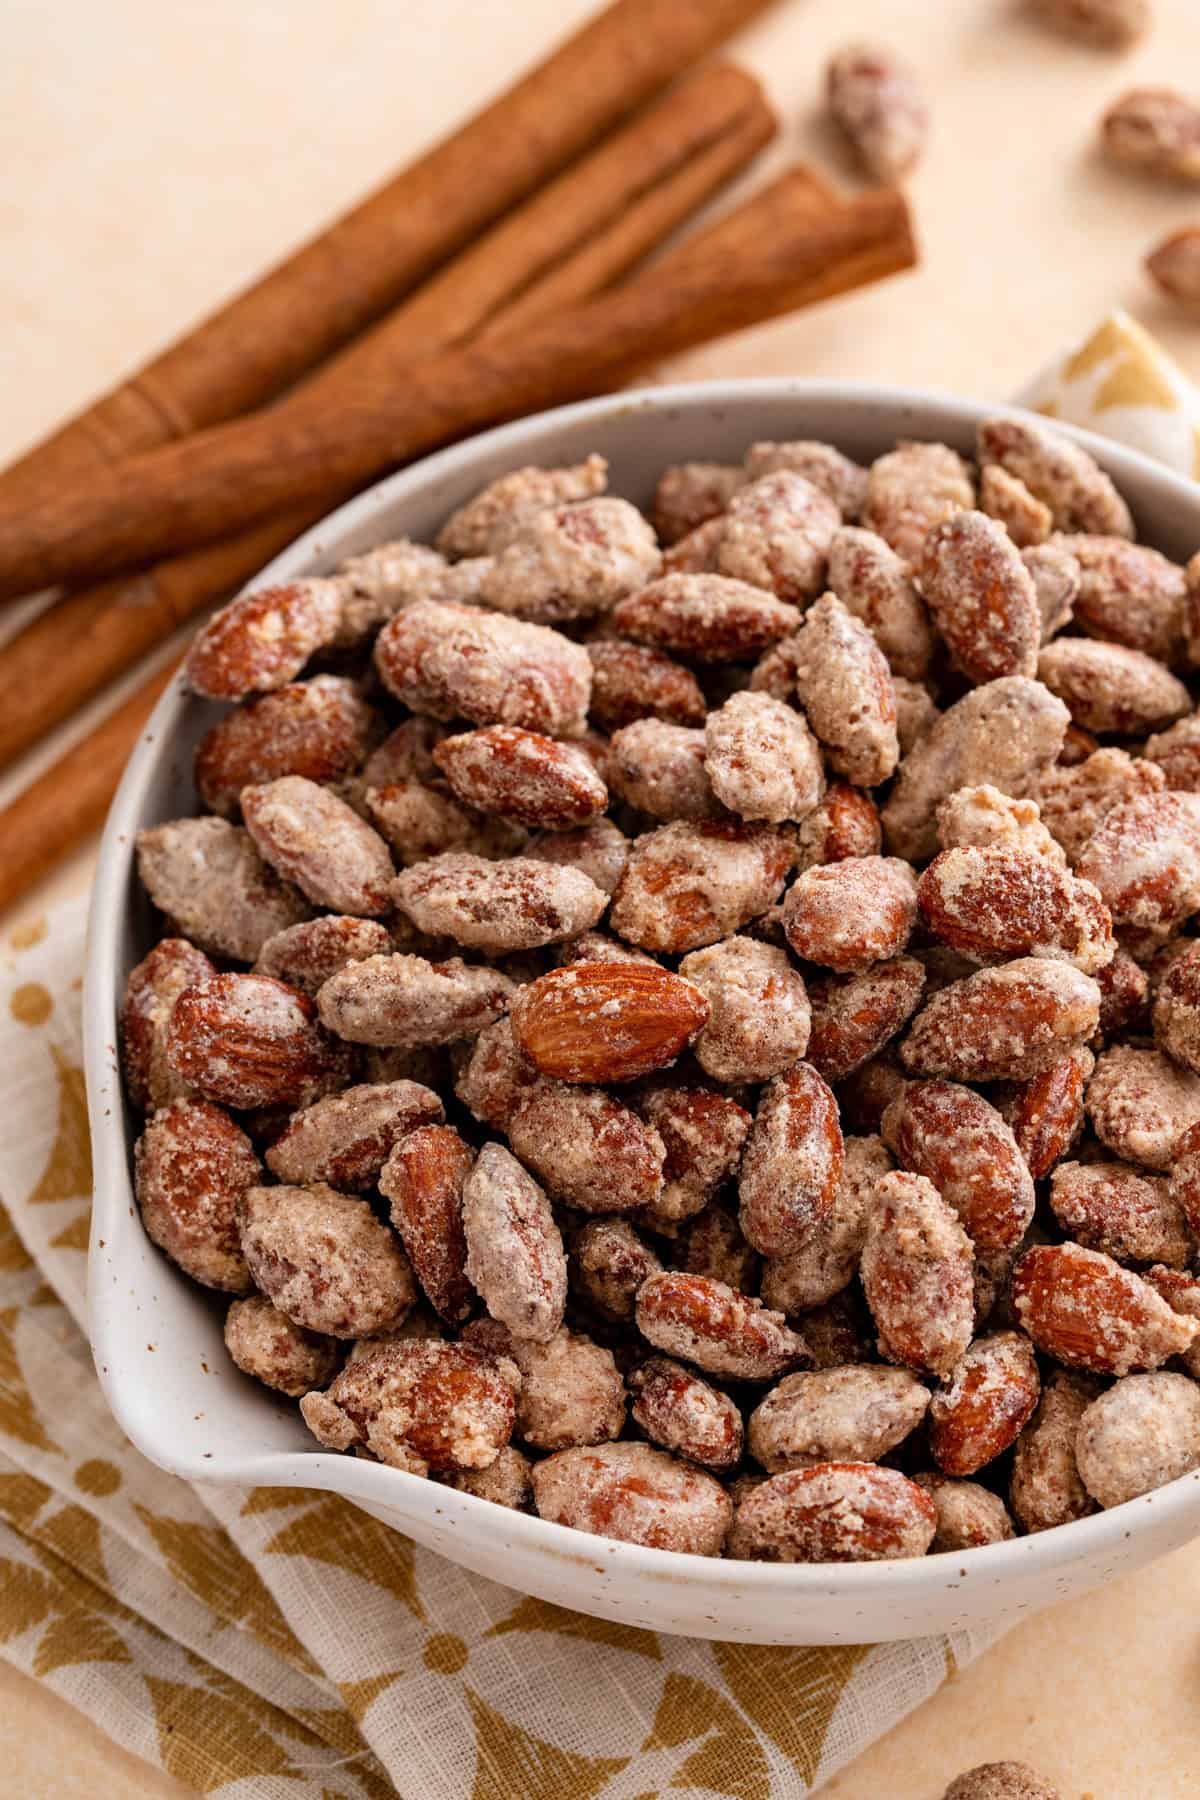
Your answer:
[238,1182,416,1339]
[224,1296,340,1396]
[137,818,312,962]
[437,455,608,558]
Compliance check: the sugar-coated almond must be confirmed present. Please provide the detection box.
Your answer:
[1035,747,1165,867]
[936,784,1066,867]
[996,1046,1093,1179]
[585,637,706,731]
[1012,1242,1199,1374]
[612,572,801,664]
[636,1272,809,1381]
[301,1339,517,1475]
[920,509,1041,683]
[730,1462,936,1562]
[194,675,376,818]
[860,1171,975,1379]
[1076,1372,1200,1509]
[1050,1159,1193,1268]
[744,440,869,517]
[570,1218,663,1323]
[789,593,899,786]
[682,1203,760,1295]
[1101,85,1200,180]
[637,1084,751,1224]
[254,916,392,996]
[1037,639,1189,736]
[826,524,934,679]
[392,853,607,953]
[317,954,514,1049]
[479,497,660,625]
[1153,940,1200,1070]
[508,1081,665,1214]
[242,777,394,917]
[431,725,607,830]
[863,441,975,569]
[782,857,917,973]
[806,957,926,1081]
[532,1442,731,1555]
[453,1015,540,1131]
[900,959,1100,1082]
[680,937,810,1084]
[976,416,1134,538]
[630,1357,744,1471]
[793,780,883,869]
[918,845,1113,973]
[913,1474,1016,1553]
[929,1332,1040,1476]
[524,817,629,897]
[121,938,217,1112]
[610,819,794,954]
[704,691,825,824]
[1009,1367,1102,1535]
[651,461,743,544]
[1059,534,1187,666]
[942,1762,1062,1800]
[461,1143,566,1343]
[979,464,1053,549]
[436,455,608,558]
[136,818,312,963]
[134,1099,260,1292]
[762,1134,890,1315]
[503,1326,626,1451]
[166,973,351,1110]
[1087,1043,1200,1170]
[607,719,718,821]
[826,43,929,182]
[238,1182,416,1339]
[749,1365,929,1473]
[186,579,344,700]
[1169,1117,1200,1237]
[717,469,840,603]
[224,1295,340,1397]
[882,1080,1035,1259]
[1025,541,1081,640]
[266,1080,444,1190]
[739,1064,843,1258]
[379,1124,475,1324]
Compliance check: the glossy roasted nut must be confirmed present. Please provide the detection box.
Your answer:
[432,725,607,829]
[928,1332,1040,1476]
[134,1098,260,1292]
[436,455,608,557]
[936,784,1066,866]
[788,593,899,786]
[717,469,840,602]
[610,819,794,954]
[913,1473,1016,1553]
[479,497,660,624]
[241,777,394,917]
[301,1339,517,1475]
[194,676,377,818]
[882,677,1069,863]
[900,959,1100,1082]
[921,510,1041,683]
[748,1365,929,1473]
[316,954,514,1049]
[532,1441,732,1555]
[997,1045,1093,1179]
[680,937,810,1084]
[917,845,1114,973]
[570,1218,663,1322]
[1037,638,1190,736]
[374,599,592,736]
[651,460,743,544]
[224,1295,340,1396]
[379,1124,475,1324]
[805,957,926,1081]
[121,938,217,1111]
[863,441,975,570]
[505,1327,626,1450]
[266,1079,444,1190]
[611,572,801,664]
[826,42,929,181]
[1012,1242,1199,1374]
[793,780,883,869]
[730,1462,936,1562]
[607,719,718,821]
[393,853,607,953]
[1087,1043,1200,1170]
[1009,1367,1102,1535]
[509,962,707,1085]
[629,1357,744,1471]
[826,524,934,679]
[782,857,917,972]
[976,415,1134,538]
[861,1171,975,1380]
[1050,1159,1193,1268]
[635,1272,809,1382]
[185,579,345,699]
[1077,1372,1200,1509]
[238,1182,416,1338]
[704,691,825,824]
[136,818,312,963]
[254,917,393,996]
[509,1081,666,1214]
[882,1080,1035,1260]
[584,637,706,731]
[738,1064,843,1258]
[461,1143,566,1343]
[1101,85,1200,180]
[637,1084,751,1223]
[165,973,351,1109]
[761,1134,889,1315]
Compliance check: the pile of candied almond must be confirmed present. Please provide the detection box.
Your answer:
[125,416,1200,1563]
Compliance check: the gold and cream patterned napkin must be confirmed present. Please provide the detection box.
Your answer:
[0,316,1193,1799]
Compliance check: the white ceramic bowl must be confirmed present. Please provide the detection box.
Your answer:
[86,380,1200,1644]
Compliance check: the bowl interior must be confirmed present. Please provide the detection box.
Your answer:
[85,380,1200,1636]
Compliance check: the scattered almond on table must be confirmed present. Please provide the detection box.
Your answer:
[1031,0,1151,50]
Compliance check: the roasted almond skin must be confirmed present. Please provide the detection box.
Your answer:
[917,846,1113,974]
[860,1171,975,1380]
[379,1124,475,1324]
[738,1063,843,1258]
[882,1080,1035,1260]
[1012,1242,1200,1375]
[509,961,709,1084]
[635,1272,809,1382]
[729,1462,937,1562]
[929,1332,1041,1477]
[165,973,353,1110]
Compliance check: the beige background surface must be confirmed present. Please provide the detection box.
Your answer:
[2,1,1200,1794]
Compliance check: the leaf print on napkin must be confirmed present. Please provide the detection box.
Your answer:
[261,1495,424,1621]
[28,1049,91,1205]
[713,1641,873,1787]
[486,1593,662,1661]
[466,1686,628,1800]
[0,1307,61,1455]
[644,1671,770,1800]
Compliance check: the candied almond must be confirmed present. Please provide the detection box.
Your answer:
[134,1099,259,1292]
[317,953,514,1049]
[1077,1372,1200,1509]
[997,1045,1093,1179]
[882,1080,1035,1260]
[1035,747,1165,867]
[1101,86,1200,182]
[860,1171,976,1379]
[882,677,1069,863]
[1086,1043,1200,1169]
[505,1327,625,1451]
[913,1474,1015,1553]
[683,1202,760,1294]
[917,845,1113,973]
[704,691,825,824]
[637,1084,751,1224]
[379,1124,474,1324]
[461,1142,566,1343]
[195,676,376,817]
[393,853,606,953]
[976,415,1133,538]
[1169,1117,1200,1236]
[1147,227,1200,304]
[255,917,392,996]
[436,455,608,558]
[635,1272,809,1382]
[743,440,868,517]
[242,777,394,917]
[680,936,811,1084]
[570,1218,663,1322]
[532,1441,731,1555]
[789,593,899,787]
[509,1081,665,1214]
[801,1290,876,1370]
[717,469,840,603]
[585,638,706,731]
[480,497,659,626]
[445,1445,533,1511]
[185,579,343,700]
[136,818,311,963]
[900,959,1100,1082]
[121,938,217,1112]
[239,1182,416,1338]
[652,461,742,544]
[266,1079,443,1191]
[863,441,974,570]
[1050,1159,1193,1268]
[748,1365,929,1474]
[1095,949,1149,1039]
[608,719,718,821]
[1009,1367,1102,1535]
[890,676,940,751]
[826,42,928,181]
[920,510,1041,684]
[301,1339,516,1475]
[793,781,882,869]
[524,817,629,897]
[1024,541,1081,640]
[978,464,1053,548]
[942,1762,1062,1800]
[662,515,725,576]
[629,1357,744,1471]
[936,784,1066,866]
[365,778,525,868]
[761,1134,890,1314]
[509,962,707,1085]
[1058,534,1187,666]
[374,600,592,737]
[431,725,606,830]
[1152,940,1200,1069]
[1037,638,1190,736]
[929,1332,1040,1477]
[166,973,351,1110]
[730,1462,935,1562]
[1012,1242,1198,1374]
[739,1063,844,1258]
[1140,1265,1200,1378]
[224,1295,339,1396]
[826,524,934,680]
[782,857,917,973]
[805,956,926,1081]
[454,1015,539,1131]
[610,818,793,954]
[611,572,801,664]
[1144,712,1200,791]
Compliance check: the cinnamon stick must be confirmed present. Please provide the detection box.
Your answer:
[0,180,916,600]
[0,74,777,772]
[0,659,177,916]
[0,0,777,502]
